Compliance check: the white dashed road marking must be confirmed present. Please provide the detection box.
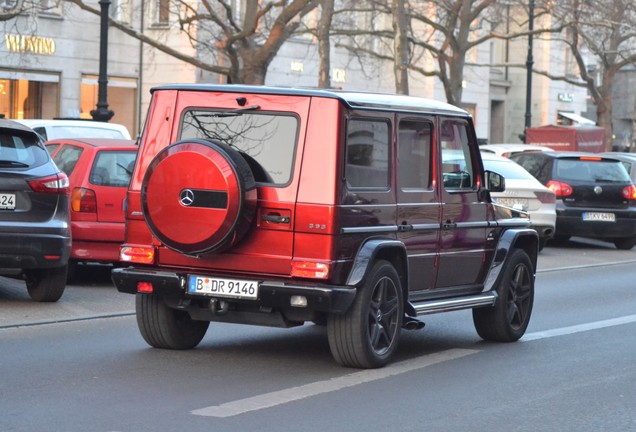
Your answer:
[191,348,477,418]
[191,313,636,418]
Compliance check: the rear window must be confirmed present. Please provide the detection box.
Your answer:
[0,130,49,168]
[179,110,298,185]
[555,159,631,183]
[484,159,534,181]
[90,150,137,187]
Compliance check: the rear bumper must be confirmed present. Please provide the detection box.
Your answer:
[0,231,71,270]
[111,267,357,314]
[556,207,636,238]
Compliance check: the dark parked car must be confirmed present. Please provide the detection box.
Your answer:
[0,119,71,301]
[510,151,636,249]
[112,85,538,368]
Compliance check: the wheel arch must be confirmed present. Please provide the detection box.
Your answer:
[346,238,408,295]
[483,228,538,293]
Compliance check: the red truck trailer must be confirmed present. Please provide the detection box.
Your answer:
[525,124,605,153]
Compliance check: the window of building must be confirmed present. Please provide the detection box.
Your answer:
[156,0,169,24]
[39,0,62,16]
[345,118,390,189]
[0,73,59,120]
[110,0,132,24]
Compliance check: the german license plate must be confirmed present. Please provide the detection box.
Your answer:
[495,198,528,210]
[582,212,615,222]
[187,275,258,300]
[0,193,16,210]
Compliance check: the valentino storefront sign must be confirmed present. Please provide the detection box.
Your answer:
[4,33,56,55]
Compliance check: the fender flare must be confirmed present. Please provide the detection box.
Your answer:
[346,239,408,288]
[483,228,539,293]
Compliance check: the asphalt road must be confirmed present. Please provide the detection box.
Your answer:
[2,238,636,432]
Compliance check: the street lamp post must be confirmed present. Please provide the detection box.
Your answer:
[523,0,535,142]
[91,0,114,122]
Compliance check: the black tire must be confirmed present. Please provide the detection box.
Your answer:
[25,265,67,302]
[614,237,635,250]
[327,260,403,368]
[473,249,534,342]
[135,294,209,349]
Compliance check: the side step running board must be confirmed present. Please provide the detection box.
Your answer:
[411,292,498,316]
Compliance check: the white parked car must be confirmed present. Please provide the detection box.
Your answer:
[480,143,554,158]
[15,119,131,141]
[481,153,557,250]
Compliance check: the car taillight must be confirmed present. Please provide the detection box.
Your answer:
[71,187,97,212]
[546,180,573,197]
[27,173,70,194]
[291,261,330,279]
[534,191,556,203]
[120,245,155,264]
[622,185,636,200]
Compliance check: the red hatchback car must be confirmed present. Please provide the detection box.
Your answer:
[46,138,137,278]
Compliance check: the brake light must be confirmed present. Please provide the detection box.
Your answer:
[534,191,556,203]
[622,185,636,200]
[580,156,602,161]
[137,282,154,293]
[291,261,330,279]
[27,173,70,194]
[120,246,155,264]
[546,180,573,197]
[71,187,97,212]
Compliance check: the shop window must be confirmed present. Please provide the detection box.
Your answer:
[80,75,138,137]
[0,77,59,120]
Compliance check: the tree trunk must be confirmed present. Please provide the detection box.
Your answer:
[318,0,335,88]
[392,0,409,95]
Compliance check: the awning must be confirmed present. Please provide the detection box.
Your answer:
[558,112,595,125]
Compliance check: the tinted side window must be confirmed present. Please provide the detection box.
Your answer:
[513,154,549,182]
[398,119,432,190]
[440,120,474,189]
[53,145,84,175]
[90,150,137,187]
[345,119,390,189]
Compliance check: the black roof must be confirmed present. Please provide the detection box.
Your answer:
[150,84,468,117]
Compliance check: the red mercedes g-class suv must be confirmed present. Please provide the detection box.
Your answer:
[112,85,538,368]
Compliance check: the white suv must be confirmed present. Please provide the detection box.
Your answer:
[15,119,131,141]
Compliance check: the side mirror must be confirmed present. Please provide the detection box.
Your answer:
[484,170,505,193]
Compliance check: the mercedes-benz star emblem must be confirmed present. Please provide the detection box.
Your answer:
[180,189,195,206]
[594,186,603,195]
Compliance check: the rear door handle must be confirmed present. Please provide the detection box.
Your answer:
[262,214,290,224]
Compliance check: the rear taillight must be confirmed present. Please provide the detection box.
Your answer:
[546,180,573,197]
[622,185,636,200]
[534,191,556,203]
[71,187,97,212]
[291,261,330,279]
[120,246,155,264]
[27,173,70,194]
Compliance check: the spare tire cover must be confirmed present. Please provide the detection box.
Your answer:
[141,139,257,255]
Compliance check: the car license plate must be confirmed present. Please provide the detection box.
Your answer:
[495,198,528,210]
[0,193,16,210]
[187,275,258,300]
[582,212,615,222]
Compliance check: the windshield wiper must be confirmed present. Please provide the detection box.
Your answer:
[200,105,261,118]
[0,160,29,168]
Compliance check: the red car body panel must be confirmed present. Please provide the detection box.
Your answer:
[47,138,137,263]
